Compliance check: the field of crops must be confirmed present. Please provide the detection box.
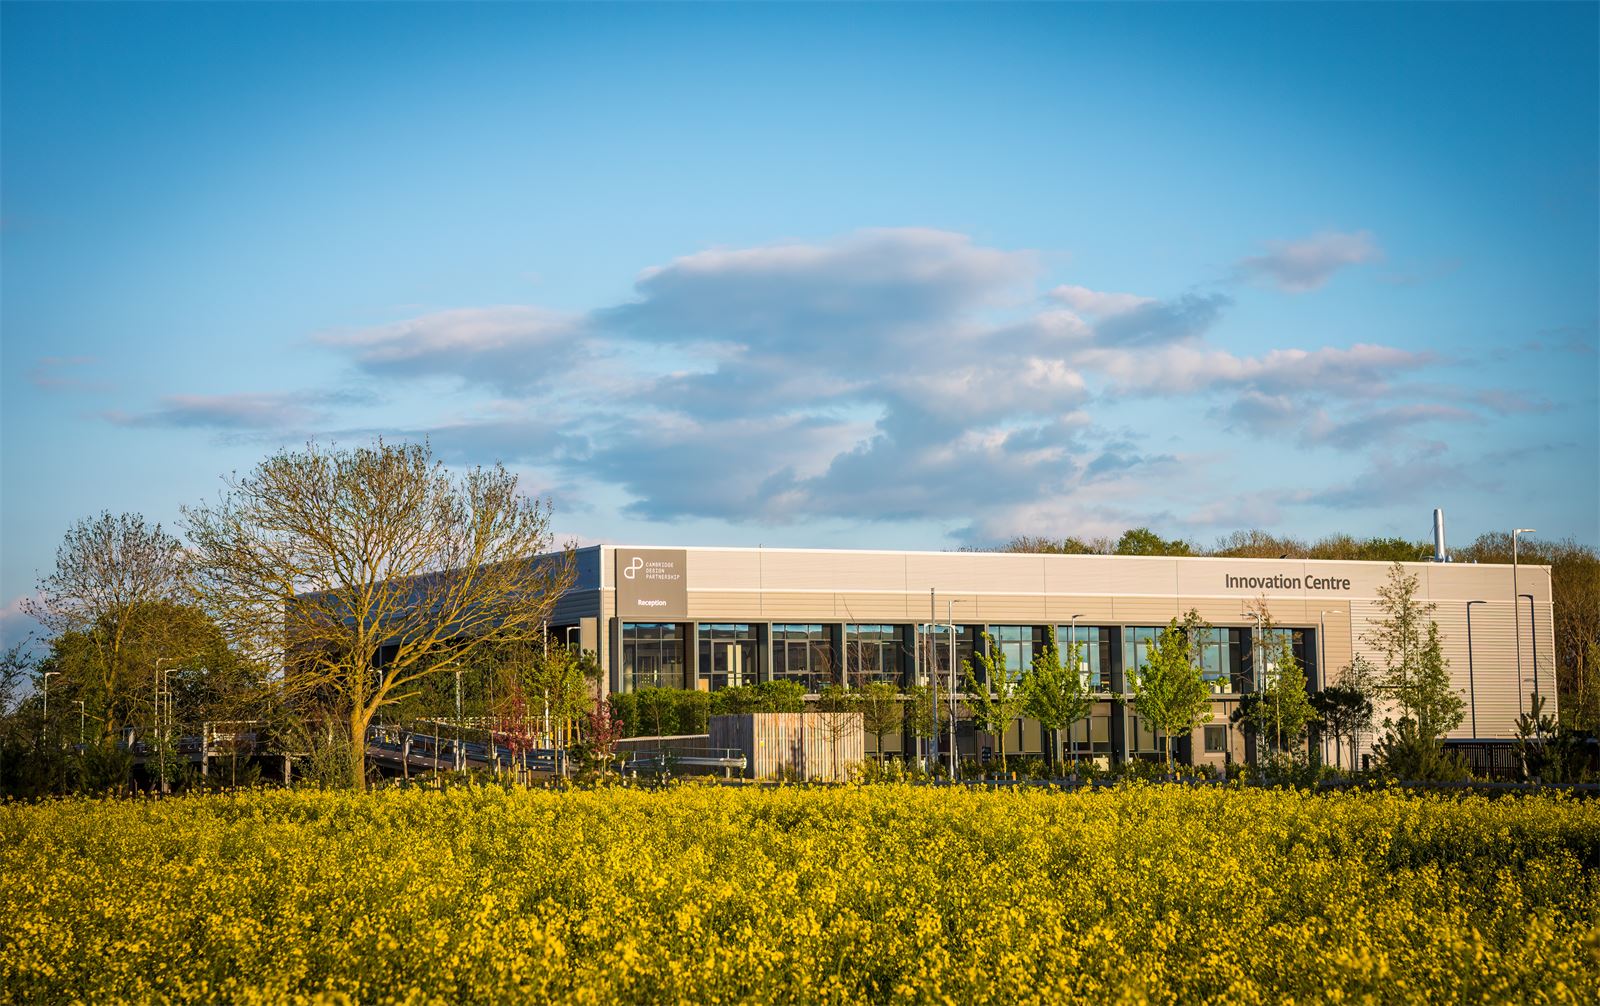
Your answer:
[4,784,1598,1004]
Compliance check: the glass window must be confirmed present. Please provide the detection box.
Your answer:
[1193,627,1228,683]
[1251,627,1305,689]
[989,625,1043,682]
[1124,627,1164,683]
[697,624,759,691]
[771,624,833,693]
[1055,625,1106,689]
[1204,725,1227,753]
[914,624,979,687]
[845,624,906,687]
[622,623,685,691]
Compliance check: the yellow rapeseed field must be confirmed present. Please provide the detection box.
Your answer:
[3,783,1598,1004]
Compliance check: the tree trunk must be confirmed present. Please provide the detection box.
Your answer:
[349,709,369,790]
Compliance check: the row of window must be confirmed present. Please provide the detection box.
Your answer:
[621,622,1314,694]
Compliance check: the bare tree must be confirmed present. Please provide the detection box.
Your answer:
[183,440,575,787]
[23,512,188,740]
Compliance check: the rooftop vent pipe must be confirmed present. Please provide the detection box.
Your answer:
[1432,508,1448,562]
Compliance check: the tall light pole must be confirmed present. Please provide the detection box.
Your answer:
[153,657,175,793]
[40,670,59,722]
[1318,610,1337,763]
[947,599,965,780]
[1241,610,1265,762]
[1067,613,1085,766]
[160,665,182,794]
[1465,600,1486,738]
[1512,529,1535,718]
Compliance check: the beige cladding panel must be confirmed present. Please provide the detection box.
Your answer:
[1425,563,1551,604]
[1105,557,1181,598]
[745,550,908,592]
[1042,556,1115,597]
[683,549,766,591]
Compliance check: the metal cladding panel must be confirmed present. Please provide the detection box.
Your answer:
[961,555,1049,595]
[905,553,991,594]
[1110,597,1184,626]
[834,595,917,622]
[684,549,765,591]
[571,547,604,591]
[735,593,834,621]
[548,590,602,623]
[1042,556,1117,597]
[1423,563,1551,604]
[686,592,767,621]
[1041,599,1120,625]
[1107,557,1182,598]
[972,595,1051,624]
[756,551,908,592]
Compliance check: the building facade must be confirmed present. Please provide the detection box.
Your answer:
[545,546,1556,767]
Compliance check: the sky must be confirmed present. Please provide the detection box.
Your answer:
[3,2,1597,644]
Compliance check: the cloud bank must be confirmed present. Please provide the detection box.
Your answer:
[116,227,1538,542]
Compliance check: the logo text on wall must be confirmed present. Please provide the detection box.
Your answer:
[1224,573,1351,592]
[616,549,689,619]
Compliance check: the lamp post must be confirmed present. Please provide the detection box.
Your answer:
[1512,529,1535,718]
[1465,600,1486,738]
[1067,613,1085,767]
[947,599,965,780]
[153,657,175,793]
[76,699,86,745]
[1318,610,1337,763]
[159,664,183,794]
[40,670,59,722]
[1240,610,1265,762]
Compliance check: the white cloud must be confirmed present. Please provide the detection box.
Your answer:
[317,306,582,392]
[1236,230,1381,292]
[1049,284,1152,316]
[104,390,370,430]
[139,228,1499,540]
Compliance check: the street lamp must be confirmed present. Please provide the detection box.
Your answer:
[1318,610,1338,763]
[1066,614,1086,768]
[159,664,184,794]
[76,699,86,745]
[947,599,965,780]
[153,657,176,793]
[40,670,59,721]
[1465,600,1487,738]
[1511,530,1535,719]
[1240,610,1267,761]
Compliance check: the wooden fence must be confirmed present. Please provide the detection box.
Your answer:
[710,712,864,782]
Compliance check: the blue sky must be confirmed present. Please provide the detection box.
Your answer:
[3,2,1596,641]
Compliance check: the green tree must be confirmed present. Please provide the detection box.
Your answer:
[966,634,1028,772]
[1021,626,1093,770]
[24,512,188,742]
[1364,563,1464,741]
[814,684,861,780]
[1114,528,1193,556]
[1236,603,1318,759]
[183,439,574,789]
[905,683,949,765]
[1128,619,1212,773]
[1311,685,1372,771]
[857,681,903,762]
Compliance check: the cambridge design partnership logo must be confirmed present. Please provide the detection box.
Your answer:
[623,556,644,580]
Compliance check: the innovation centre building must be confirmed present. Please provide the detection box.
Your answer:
[545,544,1555,767]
